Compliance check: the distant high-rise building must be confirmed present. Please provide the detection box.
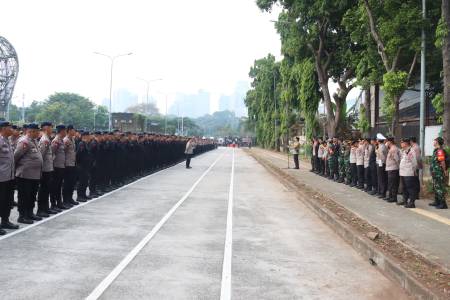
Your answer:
[169,90,211,118]
[217,81,249,117]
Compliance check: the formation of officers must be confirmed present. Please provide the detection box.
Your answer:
[308,135,448,210]
[0,120,216,235]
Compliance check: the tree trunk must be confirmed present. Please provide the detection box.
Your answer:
[364,89,371,126]
[391,95,402,138]
[314,60,336,138]
[442,0,450,144]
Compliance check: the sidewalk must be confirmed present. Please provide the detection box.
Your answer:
[250,148,450,271]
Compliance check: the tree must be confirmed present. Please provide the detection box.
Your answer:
[344,0,425,136]
[126,102,159,116]
[441,0,450,144]
[258,0,360,137]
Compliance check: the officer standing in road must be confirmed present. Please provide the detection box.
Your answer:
[51,125,69,210]
[14,123,43,224]
[430,137,448,209]
[0,121,19,233]
[63,125,78,207]
[185,137,196,169]
[37,121,58,217]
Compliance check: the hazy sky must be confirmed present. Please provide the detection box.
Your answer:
[1,0,282,113]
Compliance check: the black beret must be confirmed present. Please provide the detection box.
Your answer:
[12,125,18,130]
[81,131,90,136]
[401,137,410,143]
[94,131,102,135]
[28,123,39,130]
[56,124,66,130]
[22,124,29,129]
[0,121,12,128]
[40,121,53,128]
[67,125,74,130]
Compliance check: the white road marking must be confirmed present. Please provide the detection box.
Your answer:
[85,153,224,300]
[0,160,191,242]
[220,148,235,300]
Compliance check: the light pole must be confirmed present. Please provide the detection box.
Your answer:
[137,78,162,132]
[93,51,133,132]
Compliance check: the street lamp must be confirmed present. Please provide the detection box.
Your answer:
[93,51,133,132]
[137,78,162,132]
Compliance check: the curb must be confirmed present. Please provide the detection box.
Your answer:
[248,151,443,300]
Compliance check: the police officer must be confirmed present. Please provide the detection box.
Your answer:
[376,134,388,199]
[63,125,78,206]
[430,137,448,209]
[356,140,365,189]
[185,137,196,169]
[0,121,19,233]
[291,137,300,169]
[385,137,401,203]
[51,125,69,210]
[37,121,58,217]
[14,123,43,224]
[399,138,418,208]
[76,131,92,202]
[368,138,378,195]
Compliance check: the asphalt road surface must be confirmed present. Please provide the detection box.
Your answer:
[0,147,408,300]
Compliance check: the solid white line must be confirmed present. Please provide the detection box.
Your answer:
[220,148,235,300]
[85,153,224,300]
[0,151,217,242]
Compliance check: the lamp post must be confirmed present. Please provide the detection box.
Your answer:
[137,78,162,132]
[93,51,133,132]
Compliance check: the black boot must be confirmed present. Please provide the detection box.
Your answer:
[436,202,448,209]
[1,220,19,230]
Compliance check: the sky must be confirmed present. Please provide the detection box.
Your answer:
[1,0,282,114]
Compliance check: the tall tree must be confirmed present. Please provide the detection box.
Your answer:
[442,0,450,143]
[258,0,359,137]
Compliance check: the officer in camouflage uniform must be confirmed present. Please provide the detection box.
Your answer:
[338,140,347,183]
[430,137,448,209]
[327,140,337,180]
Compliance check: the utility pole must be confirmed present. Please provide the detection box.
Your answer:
[93,52,133,132]
[419,0,426,156]
[164,95,168,135]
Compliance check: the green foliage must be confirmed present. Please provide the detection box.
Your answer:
[435,16,449,49]
[381,71,408,123]
[432,93,444,123]
[298,59,320,140]
[357,105,370,133]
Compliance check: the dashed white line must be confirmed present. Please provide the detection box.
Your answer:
[85,153,224,300]
[220,148,235,300]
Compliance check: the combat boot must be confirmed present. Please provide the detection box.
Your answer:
[405,201,416,208]
[17,215,33,224]
[436,202,448,209]
[0,228,6,235]
[1,221,19,230]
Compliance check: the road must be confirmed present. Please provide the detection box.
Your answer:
[0,147,408,299]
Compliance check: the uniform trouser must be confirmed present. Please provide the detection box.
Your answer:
[370,164,378,192]
[17,177,39,217]
[387,170,400,201]
[38,172,52,212]
[350,163,357,185]
[77,166,89,198]
[310,155,315,170]
[63,166,77,203]
[315,157,320,172]
[294,154,299,169]
[364,167,371,191]
[51,168,65,206]
[186,154,192,168]
[0,180,14,222]
[357,165,365,188]
[377,165,387,196]
[89,167,98,194]
[401,176,419,204]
